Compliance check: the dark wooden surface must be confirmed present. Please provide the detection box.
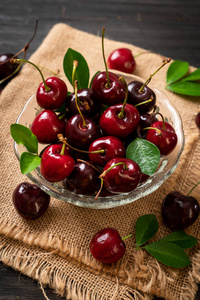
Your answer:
[1,0,200,299]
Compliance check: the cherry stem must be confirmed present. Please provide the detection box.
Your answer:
[187,181,200,196]
[99,162,128,179]
[135,97,153,107]
[143,126,162,135]
[139,58,171,93]
[77,159,101,173]
[10,58,50,92]
[95,177,104,200]
[0,19,38,84]
[118,77,128,119]
[60,143,66,155]
[102,27,110,88]
[72,60,78,91]
[122,234,133,241]
[156,112,166,130]
[74,80,87,128]
[57,134,105,155]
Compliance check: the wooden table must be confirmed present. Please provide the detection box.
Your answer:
[1,1,200,299]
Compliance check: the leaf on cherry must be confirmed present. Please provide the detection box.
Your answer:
[135,214,159,247]
[10,124,38,154]
[145,240,190,268]
[160,231,197,249]
[166,80,200,96]
[63,48,90,90]
[166,60,189,85]
[20,152,41,174]
[126,138,160,176]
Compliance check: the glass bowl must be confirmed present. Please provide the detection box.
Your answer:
[14,72,185,209]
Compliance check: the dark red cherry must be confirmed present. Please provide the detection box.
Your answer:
[101,157,141,194]
[31,109,65,144]
[136,112,158,138]
[99,103,140,139]
[65,114,101,150]
[12,182,50,220]
[195,112,200,130]
[65,88,100,118]
[90,228,126,264]
[146,121,177,156]
[40,143,75,182]
[64,160,100,196]
[88,136,126,167]
[128,81,156,114]
[36,77,68,110]
[161,191,199,231]
[91,71,126,106]
[0,53,19,80]
[107,48,136,74]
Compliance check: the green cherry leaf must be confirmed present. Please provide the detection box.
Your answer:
[135,214,159,247]
[166,60,189,85]
[126,138,160,176]
[160,231,198,249]
[166,80,200,96]
[10,124,38,154]
[181,68,200,82]
[63,48,90,90]
[20,152,41,174]
[145,240,190,268]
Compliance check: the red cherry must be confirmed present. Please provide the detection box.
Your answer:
[195,112,200,130]
[88,136,126,167]
[101,157,141,193]
[146,121,178,156]
[90,228,126,264]
[31,109,65,144]
[12,182,50,220]
[0,53,19,80]
[36,77,68,110]
[107,48,136,74]
[40,143,75,182]
[99,103,140,139]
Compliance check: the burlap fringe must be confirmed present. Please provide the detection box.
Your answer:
[0,237,152,300]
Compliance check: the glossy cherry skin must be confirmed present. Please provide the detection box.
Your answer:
[88,136,126,167]
[102,157,141,193]
[136,113,158,138]
[12,182,50,220]
[90,228,126,264]
[99,103,140,139]
[128,81,156,114]
[195,112,200,130]
[107,48,136,74]
[64,161,100,196]
[91,71,126,106]
[31,109,65,144]
[65,114,101,150]
[40,144,75,182]
[0,53,19,80]
[146,121,177,156]
[161,191,200,231]
[36,77,68,110]
[65,88,100,119]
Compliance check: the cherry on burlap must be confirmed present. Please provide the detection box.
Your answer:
[0,23,200,300]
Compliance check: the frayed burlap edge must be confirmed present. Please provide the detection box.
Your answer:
[0,235,152,300]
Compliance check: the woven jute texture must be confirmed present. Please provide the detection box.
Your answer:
[0,23,200,300]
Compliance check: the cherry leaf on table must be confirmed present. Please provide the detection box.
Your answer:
[126,138,160,176]
[166,60,189,85]
[20,152,41,174]
[135,214,159,247]
[145,240,191,268]
[160,231,197,249]
[10,124,38,154]
[63,48,90,90]
[166,80,200,96]
[181,68,200,82]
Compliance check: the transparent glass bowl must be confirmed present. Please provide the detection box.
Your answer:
[14,72,185,209]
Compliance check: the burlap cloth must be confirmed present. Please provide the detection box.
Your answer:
[0,23,200,300]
